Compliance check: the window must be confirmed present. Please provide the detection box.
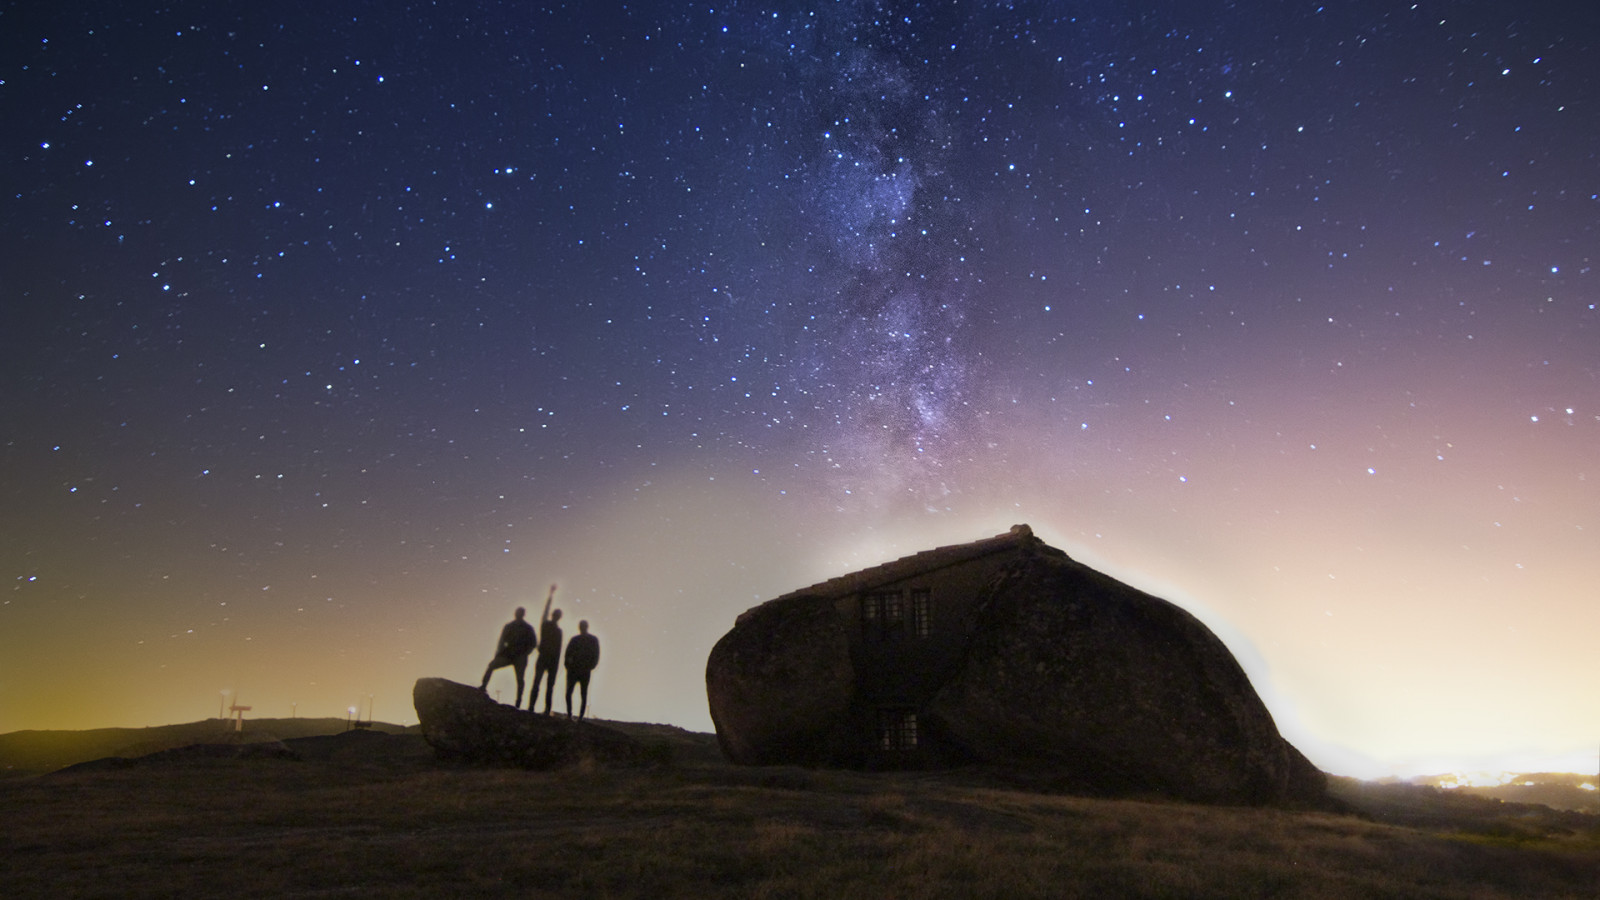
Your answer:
[910,588,930,637]
[883,592,904,628]
[878,710,919,751]
[863,589,930,642]
[862,591,903,642]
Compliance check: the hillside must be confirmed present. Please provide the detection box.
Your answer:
[0,717,412,777]
[2,729,1598,899]
[0,716,726,778]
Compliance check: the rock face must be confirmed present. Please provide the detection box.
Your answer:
[706,526,1328,806]
[413,678,644,769]
[702,593,858,766]
[927,552,1322,804]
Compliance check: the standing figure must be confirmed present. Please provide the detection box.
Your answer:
[563,620,601,719]
[530,584,564,714]
[479,605,537,707]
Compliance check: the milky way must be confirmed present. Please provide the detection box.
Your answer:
[3,2,1597,778]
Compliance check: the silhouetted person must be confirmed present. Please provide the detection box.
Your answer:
[479,603,537,707]
[530,586,564,714]
[564,620,600,719]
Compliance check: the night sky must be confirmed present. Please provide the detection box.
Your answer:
[3,1,1597,779]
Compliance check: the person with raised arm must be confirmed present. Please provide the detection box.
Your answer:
[529,584,564,714]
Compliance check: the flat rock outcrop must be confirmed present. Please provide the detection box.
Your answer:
[706,527,1328,806]
[413,677,645,769]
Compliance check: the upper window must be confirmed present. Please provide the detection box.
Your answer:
[863,589,931,641]
[862,591,898,642]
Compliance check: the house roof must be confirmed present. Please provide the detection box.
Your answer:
[772,523,1039,603]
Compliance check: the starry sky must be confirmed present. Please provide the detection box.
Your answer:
[3,1,1597,779]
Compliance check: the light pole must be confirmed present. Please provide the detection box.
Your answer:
[347,706,356,731]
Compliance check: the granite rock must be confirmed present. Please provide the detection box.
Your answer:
[413,677,644,769]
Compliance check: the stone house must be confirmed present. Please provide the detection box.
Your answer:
[705,524,1328,805]
[803,524,1040,764]
[706,525,1052,768]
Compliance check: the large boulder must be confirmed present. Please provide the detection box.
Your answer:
[412,678,645,769]
[704,594,858,765]
[927,552,1322,805]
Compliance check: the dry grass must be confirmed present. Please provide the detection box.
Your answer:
[3,737,1598,899]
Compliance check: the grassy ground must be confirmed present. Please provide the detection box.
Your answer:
[3,731,1598,899]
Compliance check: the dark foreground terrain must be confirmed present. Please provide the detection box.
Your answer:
[3,725,1599,899]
